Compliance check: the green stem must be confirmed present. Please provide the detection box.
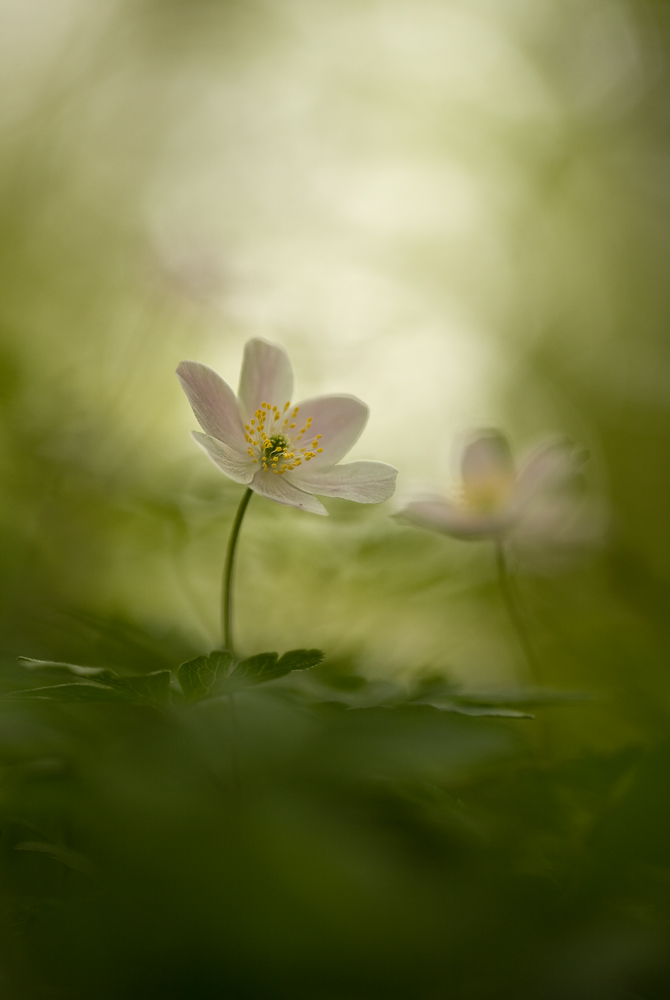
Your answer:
[494,538,541,686]
[221,487,253,653]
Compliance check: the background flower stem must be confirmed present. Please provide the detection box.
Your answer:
[494,539,542,687]
[221,487,253,654]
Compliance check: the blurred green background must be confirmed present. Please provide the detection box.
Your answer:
[1,0,670,996]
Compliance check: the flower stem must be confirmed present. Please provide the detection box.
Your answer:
[494,538,541,686]
[221,487,253,653]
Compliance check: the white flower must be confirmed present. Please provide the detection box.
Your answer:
[399,429,599,557]
[177,338,398,515]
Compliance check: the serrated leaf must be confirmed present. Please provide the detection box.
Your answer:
[110,670,172,704]
[178,650,234,703]
[207,650,235,689]
[178,655,216,702]
[228,652,280,685]
[276,649,324,672]
[17,657,119,680]
[225,648,325,690]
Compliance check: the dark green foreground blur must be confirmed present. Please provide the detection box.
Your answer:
[2,649,670,999]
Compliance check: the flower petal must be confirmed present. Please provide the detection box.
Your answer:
[289,394,368,468]
[399,498,511,539]
[192,432,256,484]
[460,430,515,512]
[177,361,247,453]
[250,469,327,515]
[238,338,294,419]
[515,440,585,505]
[290,461,398,504]
[510,440,599,557]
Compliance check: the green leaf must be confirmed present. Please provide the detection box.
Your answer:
[8,681,129,702]
[8,670,172,705]
[229,652,280,685]
[178,650,234,703]
[225,648,325,689]
[110,670,172,704]
[17,657,119,680]
[419,699,534,719]
[177,654,216,702]
[276,649,324,673]
[443,687,591,708]
[207,650,235,691]
[405,675,590,713]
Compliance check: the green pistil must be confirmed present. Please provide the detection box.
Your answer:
[265,434,289,457]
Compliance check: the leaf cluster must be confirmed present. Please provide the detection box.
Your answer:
[8,648,326,707]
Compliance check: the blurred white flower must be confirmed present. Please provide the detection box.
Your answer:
[399,429,600,562]
[177,338,398,515]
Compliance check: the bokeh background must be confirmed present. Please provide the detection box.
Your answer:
[2,1,670,997]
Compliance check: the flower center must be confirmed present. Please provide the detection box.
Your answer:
[462,475,514,513]
[266,433,289,457]
[243,401,324,475]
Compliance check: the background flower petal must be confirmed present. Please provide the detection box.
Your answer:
[192,432,256,484]
[399,498,510,539]
[460,429,515,512]
[515,440,585,505]
[251,469,327,514]
[291,461,398,503]
[238,338,294,419]
[177,361,247,453]
[289,394,368,468]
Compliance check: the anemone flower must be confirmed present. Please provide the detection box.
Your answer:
[399,429,597,682]
[177,338,397,651]
[398,429,592,554]
[177,338,397,516]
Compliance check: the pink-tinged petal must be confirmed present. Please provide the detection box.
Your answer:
[177,361,247,453]
[238,338,294,420]
[515,440,585,506]
[460,430,515,512]
[192,432,256,484]
[250,469,327,515]
[399,498,511,539]
[290,461,398,504]
[289,394,368,468]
